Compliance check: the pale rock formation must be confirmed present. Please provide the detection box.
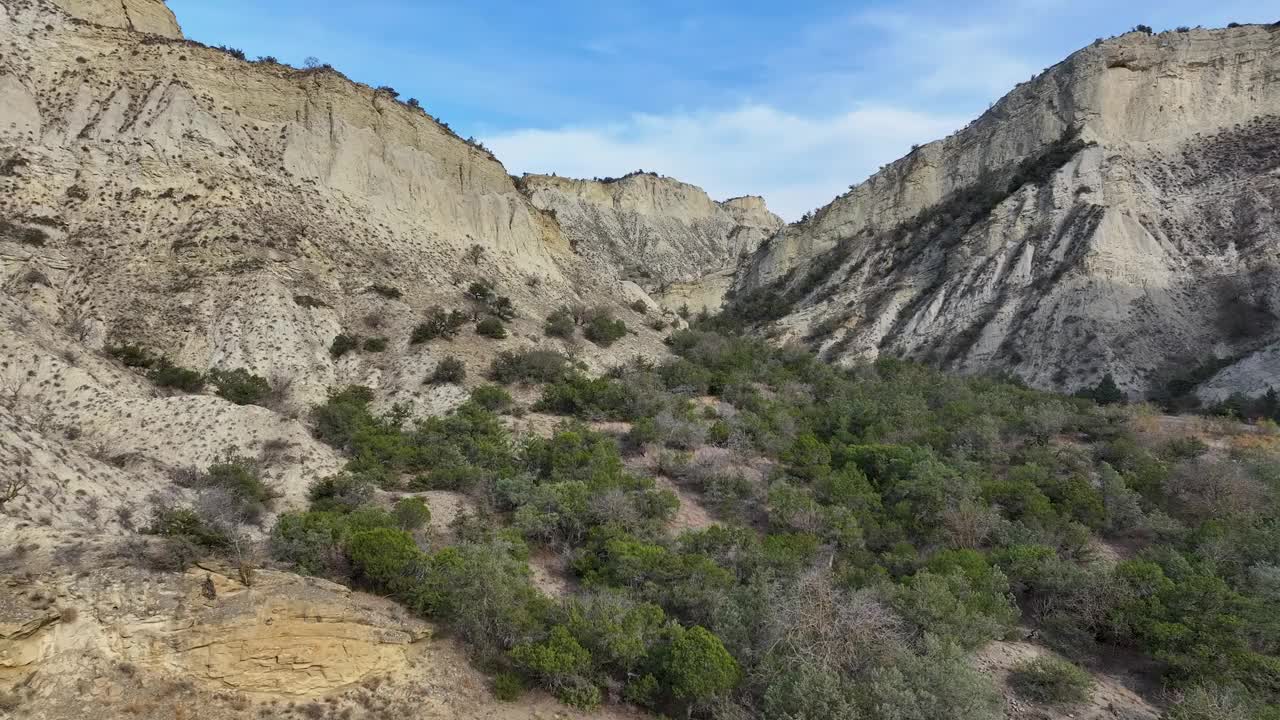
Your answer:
[49,0,182,38]
[0,566,644,718]
[734,25,1280,401]
[520,172,781,312]
[0,0,694,414]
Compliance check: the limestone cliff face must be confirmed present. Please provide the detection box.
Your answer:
[520,173,781,311]
[49,0,182,38]
[0,0,688,411]
[734,25,1280,400]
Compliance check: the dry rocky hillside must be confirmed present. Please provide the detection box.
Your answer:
[2,0,770,414]
[0,0,753,716]
[733,24,1280,403]
[2,1,1279,719]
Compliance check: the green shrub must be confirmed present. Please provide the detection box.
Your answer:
[659,625,739,706]
[760,659,854,720]
[467,281,516,320]
[430,356,467,384]
[330,333,360,358]
[270,511,347,576]
[890,567,1017,649]
[146,504,229,549]
[471,384,514,412]
[492,671,525,701]
[490,296,517,321]
[208,368,271,405]
[510,625,593,687]
[477,316,508,339]
[1075,372,1124,405]
[106,343,156,368]
[417,540,550,657]
[657,359,714,394]
[629,300,649,314]
[1010,656,1094,704]
[294,294,328,309]
[363,336,388,352]
[555,680,602,710]
[623,673,660,707]
[534,373,642,421]
[489,349,568,384]
[199,454,276,521]
[860,636,1004,720]
[544,307,576,339]
[412,306,468,343]
[1165,436,1209,459]
[308,386,385,452]
[394,497,432,531]
[148,359,205,392]
[308,473,376,513]
[624,416,660,449]
[707,420,731,446]
[368,283,402,299]
[345,506,399,534]
[345,527,421,593]
[1164,685,1264,720]
[762,532,821,575]
[583,308,627,347]
[466,281,497,304]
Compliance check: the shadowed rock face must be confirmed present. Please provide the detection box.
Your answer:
[731,25,1280,401]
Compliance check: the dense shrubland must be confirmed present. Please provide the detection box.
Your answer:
[157,321,1280,718]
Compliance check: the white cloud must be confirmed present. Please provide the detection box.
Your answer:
[851,10,1040,99]
[485,104,965,221]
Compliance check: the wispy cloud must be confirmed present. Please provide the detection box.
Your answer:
[484,1,1064,220]
[486,104,965,221]
[853,10,1040,98]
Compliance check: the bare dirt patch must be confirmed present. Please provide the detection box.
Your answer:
[394,490,479,541]
[528,549,575,599]
[654,476,717,534]
[974,638,1160,720]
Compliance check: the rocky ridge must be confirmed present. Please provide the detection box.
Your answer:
[732,24,1280,401]
[0,3,770,715]
[3,2,1278,717]
[518,172,781,312]
[0,0,714,412]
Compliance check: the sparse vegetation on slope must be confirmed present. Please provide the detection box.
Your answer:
[9,6,1280,719]
[253,320,1280,718]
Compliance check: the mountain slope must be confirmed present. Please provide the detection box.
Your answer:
[519,172,781,312]
[0,0,779,574]
[0,0,699,414]
[732,25,1280,402]
[0,1,730,713]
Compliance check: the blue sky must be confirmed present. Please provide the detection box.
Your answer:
[169,0,1279,218]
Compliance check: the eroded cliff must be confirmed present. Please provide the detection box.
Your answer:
[519,172,781,312]
[732,25,1280,401]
